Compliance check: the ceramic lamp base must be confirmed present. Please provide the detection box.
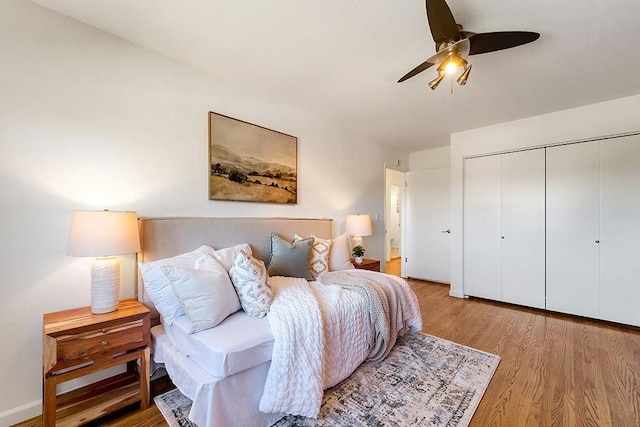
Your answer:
[91,257,120,314]
[351,235,364,249]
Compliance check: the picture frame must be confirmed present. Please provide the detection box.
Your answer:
[208,112,298,204]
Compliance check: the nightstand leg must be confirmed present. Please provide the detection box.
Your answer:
[43,377,56,427]
[140,347,151,409]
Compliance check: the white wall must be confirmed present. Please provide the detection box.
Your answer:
[449,94,640,298]
[409,146,450,170]
[0,1,406,423]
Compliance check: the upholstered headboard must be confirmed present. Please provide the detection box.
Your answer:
[137,217,333,318]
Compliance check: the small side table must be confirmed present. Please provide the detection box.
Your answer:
[42,299,151,427]
[354,258,381,272]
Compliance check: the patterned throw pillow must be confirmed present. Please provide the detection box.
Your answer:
[294,233,331,280]
[229,251,272,318]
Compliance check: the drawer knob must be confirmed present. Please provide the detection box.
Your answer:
[101,329,108,334]
[101,341,108,346]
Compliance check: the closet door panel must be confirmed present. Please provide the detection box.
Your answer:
[463,156,502,300]
[501,149,546,309]
[599,135,640,326]
[546,142,600,317]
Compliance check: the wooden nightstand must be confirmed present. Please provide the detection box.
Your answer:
[354,258,381,272]
[42,299,151,427]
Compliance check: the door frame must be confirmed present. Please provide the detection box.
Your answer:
[384,167,406,277]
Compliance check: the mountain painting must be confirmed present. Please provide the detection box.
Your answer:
[208,112,297,204]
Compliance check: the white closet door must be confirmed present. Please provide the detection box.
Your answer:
[501,149,546,309]
[464,156,502,300]
[406,168,451,283]
[599,135,640,326]
[546,142,600,318]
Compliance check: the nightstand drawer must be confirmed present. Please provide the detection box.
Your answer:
[54,319,144,368]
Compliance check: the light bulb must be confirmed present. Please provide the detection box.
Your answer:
[444,61,459,74]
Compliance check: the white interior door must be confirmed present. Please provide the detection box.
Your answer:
[500,149,546,309]
[599,134,640,326]
[463,156,502,300]
[405,168,451,283]
[546,142,600,318]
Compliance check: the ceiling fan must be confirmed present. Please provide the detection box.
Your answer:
[398,0,540,90]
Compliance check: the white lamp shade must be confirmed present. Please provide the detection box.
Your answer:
[67,210,140,257]
[346,214,373,237]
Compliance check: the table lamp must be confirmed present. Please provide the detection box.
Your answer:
[67,210,140,314]
[346,214,373,250]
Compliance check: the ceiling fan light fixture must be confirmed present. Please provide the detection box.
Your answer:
[428,73,446,90]
[437,51,467,75]
[457,64,472,85]
[397,0,540,89]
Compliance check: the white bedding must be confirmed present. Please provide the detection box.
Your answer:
[259,274,422,418]
[152,325,284,427]
[165,311,274,378]
[153,272,422,426]
[321,270,422,361]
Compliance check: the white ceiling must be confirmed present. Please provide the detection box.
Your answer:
[31,0,640,151]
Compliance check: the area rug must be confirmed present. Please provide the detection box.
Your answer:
[154,333,500,427]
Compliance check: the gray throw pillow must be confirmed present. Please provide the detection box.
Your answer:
[267,233,314,280]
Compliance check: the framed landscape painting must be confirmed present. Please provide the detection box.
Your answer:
[208,112,297,204]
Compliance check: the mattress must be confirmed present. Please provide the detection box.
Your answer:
[164,310,274,378]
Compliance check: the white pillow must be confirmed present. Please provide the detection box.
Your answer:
[229,251,272,318]
[139,245,217,325]
[206,243,252,272]
[294,233,331,279]
[329,233,355,271]
[161,264,241,334]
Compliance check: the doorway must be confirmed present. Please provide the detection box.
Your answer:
[385,168,406,277]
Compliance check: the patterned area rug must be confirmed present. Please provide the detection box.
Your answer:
[154,333,500,427]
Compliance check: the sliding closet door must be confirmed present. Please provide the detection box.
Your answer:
[463,155,502,300]
[546,142,600,318]
[599,135,640,326]
[500,149,546,309]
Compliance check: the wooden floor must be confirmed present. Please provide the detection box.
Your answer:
[385,256,401,276]
[411,281,640,427]
[18,280,640,426]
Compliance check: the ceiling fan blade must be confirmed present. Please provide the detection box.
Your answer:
[398,59,435,83]
[468,31,540,55]
[426,0,460,44]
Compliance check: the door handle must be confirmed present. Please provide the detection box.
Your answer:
[441,229,451,234]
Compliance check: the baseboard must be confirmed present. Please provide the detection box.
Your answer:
[449,289,465,298]
[0,399,41,426]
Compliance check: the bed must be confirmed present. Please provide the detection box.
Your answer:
[137,217,422,427]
